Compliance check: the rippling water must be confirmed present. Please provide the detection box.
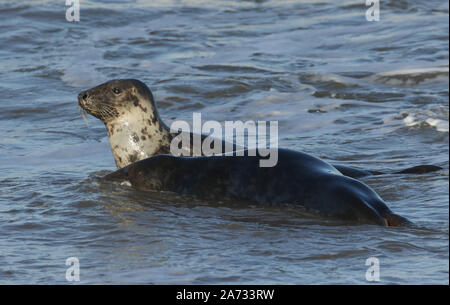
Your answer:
[0,0,448,284]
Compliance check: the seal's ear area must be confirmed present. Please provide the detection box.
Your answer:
[131,86,139,97]
[128,79,155,102]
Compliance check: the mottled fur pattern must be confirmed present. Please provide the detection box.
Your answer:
[79,79,175,169]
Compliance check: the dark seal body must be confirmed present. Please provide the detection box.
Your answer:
[106,148,411,227]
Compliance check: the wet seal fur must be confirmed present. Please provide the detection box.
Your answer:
[105,149,411,227]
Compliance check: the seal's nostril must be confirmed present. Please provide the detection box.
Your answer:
[78,91,88,101]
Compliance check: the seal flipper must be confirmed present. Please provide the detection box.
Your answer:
[332,164,442,178]
[394,165,443,174]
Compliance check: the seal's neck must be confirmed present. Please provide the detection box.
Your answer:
[105,108,171,169]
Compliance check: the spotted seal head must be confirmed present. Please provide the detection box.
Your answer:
[78,79,172,169]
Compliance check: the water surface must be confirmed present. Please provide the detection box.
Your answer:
[0,0,448,284]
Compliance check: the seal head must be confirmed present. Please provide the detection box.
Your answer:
[78,79,172,169]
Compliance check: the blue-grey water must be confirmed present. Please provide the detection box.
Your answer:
[0,0,448,284]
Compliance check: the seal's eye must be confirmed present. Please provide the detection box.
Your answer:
[112,88,121,94]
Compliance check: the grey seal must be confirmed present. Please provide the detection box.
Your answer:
[77,79,443,226]
[78,79,441,176]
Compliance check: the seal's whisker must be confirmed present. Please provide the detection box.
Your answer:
[102,108,114,118]
[79,107,90,128]
[100,109,109,120]
[102,106,114,116]
[98,103,116,118]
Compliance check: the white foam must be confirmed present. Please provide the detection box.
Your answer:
[402,112,449,133]
[378,67,449,76]
[425,118,449,133]
[402,114,417,127]
[373,66,449,85]
[120,181,132,187]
